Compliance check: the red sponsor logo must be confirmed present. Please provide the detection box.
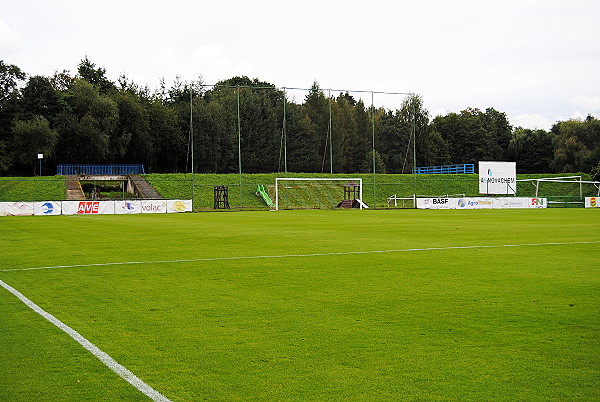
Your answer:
[78,201,100,214]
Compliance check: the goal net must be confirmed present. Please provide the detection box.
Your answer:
[275,178,364,210]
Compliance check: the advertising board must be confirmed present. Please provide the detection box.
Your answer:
[417,197,547,209]
[479,161,516,195]
[141,200,167,214]
[1,199,193,217]
[33,201,62,216]
[167,199,192,213]
[115,200,142,214]
[62,201,115,215]
[585,197,599,208]
[415,198,457,209]
[2,202,34,216]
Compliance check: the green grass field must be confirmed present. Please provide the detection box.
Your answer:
[1,209,599,400]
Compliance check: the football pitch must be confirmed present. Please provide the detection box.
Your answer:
[1,209,599,401]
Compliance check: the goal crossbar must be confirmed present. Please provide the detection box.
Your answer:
[275,178,363,211]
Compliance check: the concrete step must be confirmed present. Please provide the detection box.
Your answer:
[65,176,85,200]
[129,174,162,199]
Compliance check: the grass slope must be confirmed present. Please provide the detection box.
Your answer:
[145,172,596,210]
[1,173,594,208]
[1,209,599,400]
[0,176,66,202]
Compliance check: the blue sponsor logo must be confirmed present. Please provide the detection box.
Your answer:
[42,202,53,214]
[458,199,466,208]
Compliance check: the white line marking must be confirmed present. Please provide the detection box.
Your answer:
[0,279,171,402]
[2,240,599,273]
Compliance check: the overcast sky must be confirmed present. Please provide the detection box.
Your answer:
[2,0,599,130]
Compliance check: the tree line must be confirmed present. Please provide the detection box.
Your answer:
[1,58,599,178]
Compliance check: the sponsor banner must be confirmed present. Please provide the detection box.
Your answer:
[3,201,34,216]
[417,197,547,209]
[34,201,62,216]
[0,202,7,216]
[141,200,167,214]
[585,197,599,208]
[167,199,192,213]
[62,201,115,215]
[459,197,546,209]
[495,197,547,209]
[479,161,516,195]
[61,201,80,215]
[115,200,142,214]
[416,198,457,209]
[456,197,496,209]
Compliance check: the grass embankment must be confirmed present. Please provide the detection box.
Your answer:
[0,176,66,202]
[0,173,594,207]
[145,172,596,210]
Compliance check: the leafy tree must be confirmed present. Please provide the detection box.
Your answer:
[508,128,554,173]
[352,100,372,173]
[50,70,75,92]
[0,61,27,173]
[399,94,433,168]
[114,91,151,164]
[0,140,11,173]
[147,100,185,172]
[360,149,386,173]
[55,79,117,163]
[302,82,329,172]
[431,108,511,165]
[286,102,318,172]
[551,116,600,173]
[11,116,58,174]
[591,161,600,181]
[331,94,358,172]
[77,56,115,93]
[0,60,26,103]
[20,75,61,122]
[377,108,412,173]
[481,108,512,160]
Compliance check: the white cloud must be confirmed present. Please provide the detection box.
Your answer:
[124,44,255,89]
[0,18,21,55]
[509,113,554,131]
[568,95,600,111]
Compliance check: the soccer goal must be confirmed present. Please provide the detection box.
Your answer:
[517,175,600,207]
[274,178,364,210]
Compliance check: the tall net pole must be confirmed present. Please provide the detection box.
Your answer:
[412,94,417,196]
[283,87,287,173]
[371,91,376,209]
[190,89,195,208]
[328,89,333,174]
[237,86,242,208]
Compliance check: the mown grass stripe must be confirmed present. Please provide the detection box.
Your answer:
[0,279,171,402]
[2,240,598,273]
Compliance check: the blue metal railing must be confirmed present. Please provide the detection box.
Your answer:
[57,164,145,176]
[413,164,475,174]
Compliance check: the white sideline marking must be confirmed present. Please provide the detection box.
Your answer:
[0,279,171,402]
[1,240,599,273]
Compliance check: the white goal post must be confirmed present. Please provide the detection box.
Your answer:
[275,178,364,211]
